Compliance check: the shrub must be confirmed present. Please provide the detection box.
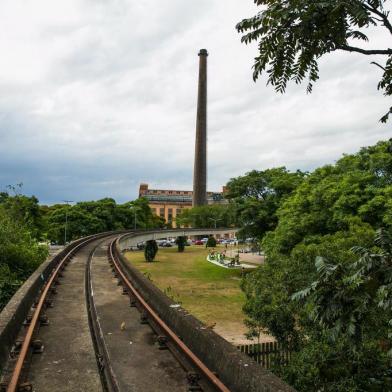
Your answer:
[176,236,187,252]
[144,240,158,262]
[206,236,217,247]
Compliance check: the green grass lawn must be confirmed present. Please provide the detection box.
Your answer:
[124,245,249,342]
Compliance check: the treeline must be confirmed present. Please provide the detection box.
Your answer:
[0,194,165,245]
[42,197,164,244]
[0,196,48,310]
[0,195,164,310]
[225,140,392,391]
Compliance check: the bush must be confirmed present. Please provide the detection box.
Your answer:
[206,236,217,247]
[144,240,158,262]
[0,208,48,310]
[176,236,187,252]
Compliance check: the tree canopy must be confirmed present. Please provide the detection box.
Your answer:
[239,140,392,390]
[0,193,164,310]
[176,204,235,229]
[226,168,305,239]
[0,207,48,310]
[44,197,164,244]
[237,0,392,121]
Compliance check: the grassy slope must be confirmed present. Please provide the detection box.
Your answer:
[124,245,245,331]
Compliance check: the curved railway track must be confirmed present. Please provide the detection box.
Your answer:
[0,232,231,392]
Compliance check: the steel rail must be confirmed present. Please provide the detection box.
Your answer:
[109,239,231,392]
[85,240,120,392]
[6,233,108,392]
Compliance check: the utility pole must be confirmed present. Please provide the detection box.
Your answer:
[63,200,73,245]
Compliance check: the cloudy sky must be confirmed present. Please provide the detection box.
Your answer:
[0,1,390,204]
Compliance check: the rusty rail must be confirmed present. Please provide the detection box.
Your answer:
[108,238,231,392]
[6,233,109,392]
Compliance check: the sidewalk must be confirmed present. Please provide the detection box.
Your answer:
[225,249,265,266]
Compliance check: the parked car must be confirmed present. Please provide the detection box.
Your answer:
[194,240,203,245]
[158,240,172,247]
[163,241,172,247]
[137,242,145,250]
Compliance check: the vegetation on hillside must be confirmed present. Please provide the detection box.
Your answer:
[0,204,48,310]
[235,140,392,391]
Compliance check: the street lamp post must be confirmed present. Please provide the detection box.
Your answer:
[208,217,222,229]
[62,200,73,245]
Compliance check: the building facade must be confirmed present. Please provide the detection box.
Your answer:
[139,183,226,227]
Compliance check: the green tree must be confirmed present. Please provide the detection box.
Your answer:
[0,192,45,240]
[226,168,305,240]
[206,236,217,247]
[239,140,392,390]
[176,204,235,228]
[44,197,165,244]
[288,229,392,391]
[0,207,48,309]
[237,0,392,122]
[176,236,187,252]
[263,140,392,256]
[144,240,158,262]
[47,205,105,244]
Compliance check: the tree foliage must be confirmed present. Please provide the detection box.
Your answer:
[0,207,48,310]
[226,168,305,239]
[206,236,217,247]
[290,230,392,390]
[144,240,158,262]
[176,236,187,252]
[44,197,164,244]
[0,192,45,240]
[176,204,235,229]
[239,140,392,390]
[237,0,392,121]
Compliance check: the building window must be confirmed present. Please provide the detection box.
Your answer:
[176,208,181,216]
[160,208,165,218]
[168,208,173,223]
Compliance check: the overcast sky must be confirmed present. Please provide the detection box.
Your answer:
[0,0,390,204]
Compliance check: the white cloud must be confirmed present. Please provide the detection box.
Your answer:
[0,0,390,203]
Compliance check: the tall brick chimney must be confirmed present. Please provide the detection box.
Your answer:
[192,49,208,207]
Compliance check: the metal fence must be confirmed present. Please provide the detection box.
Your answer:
[237,342,292,369]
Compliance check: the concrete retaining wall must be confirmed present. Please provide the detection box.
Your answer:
[116,234,295,392]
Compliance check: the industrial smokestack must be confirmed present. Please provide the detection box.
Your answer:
[192,49,208,207]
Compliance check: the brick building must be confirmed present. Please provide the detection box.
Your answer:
[139,183,227,227]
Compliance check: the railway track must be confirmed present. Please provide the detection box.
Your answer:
[0,233,231,392]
